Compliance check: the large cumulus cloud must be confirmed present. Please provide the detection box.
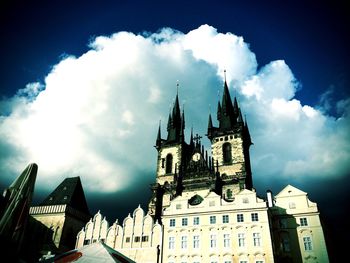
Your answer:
[0,24,349,194]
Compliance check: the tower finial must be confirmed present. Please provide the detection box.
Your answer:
[224,69,227,83]
[176,80,179,95]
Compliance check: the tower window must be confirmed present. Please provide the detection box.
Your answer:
[166,154,173,174]
[300,217,308,226]
[222,143,232,163]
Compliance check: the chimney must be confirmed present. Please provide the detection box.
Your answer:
[266,190,274,208]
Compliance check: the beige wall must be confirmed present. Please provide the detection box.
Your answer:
[30,204,87,251]
[76,206,162,263]
[157,144,182,185]
[270,185,329,263]
[162,189,275,263]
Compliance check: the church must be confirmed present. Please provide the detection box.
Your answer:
[76,80,329,263]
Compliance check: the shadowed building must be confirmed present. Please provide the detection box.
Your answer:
[26,176,90,260]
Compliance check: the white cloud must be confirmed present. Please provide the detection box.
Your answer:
[0,25,349,194]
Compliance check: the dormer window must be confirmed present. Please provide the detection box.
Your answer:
[223,143,232,163]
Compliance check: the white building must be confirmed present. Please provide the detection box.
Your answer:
[76,206,162,263]
[76,80,329,263]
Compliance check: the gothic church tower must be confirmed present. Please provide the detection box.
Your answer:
[207,80,253,200]
[149,80,253,221]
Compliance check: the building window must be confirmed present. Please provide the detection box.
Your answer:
[223,215,229,223]
[209,201,215,207]
[181,236,187,249]
[166,154,173,174]
[161,158,165,168]
[251,213,259,222]
[282,237,290,252]
[176,204,182,209]
[279,218,287,228]
[193,235,200,248]
[237,214,244,222]
[142,236,149,242]
[303,236,313,251]
[224,261,232,263]
[224,234,230,248]
[83,239,90,245]
[256,261,264,263]
[193,217,200,225]
[210,234,217,248]
[243,197,249,203]
[289,202,296,209]
[300,217,308,226]
[169,237,175,249]
[182,218,188,226]
[134,236,140,242]
[170,219,175,227]
[223,143,232,163]
[239,261,248,263]
[210,216,216,224]
[125,237,130,243]
[253,232,261,246]
[238,233,245,247]
[226,189,233,199]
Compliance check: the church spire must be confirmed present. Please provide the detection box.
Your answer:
[166,83,185,144]
[219,80,235,130]
[155,121,162,150]
[207,113,213,139]
[244,116,252,146]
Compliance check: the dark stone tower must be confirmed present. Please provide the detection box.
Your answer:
[149,80,253,221]
[207,80,253,200]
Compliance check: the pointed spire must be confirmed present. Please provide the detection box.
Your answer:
[155,120,162,150]
[180,106,185,141]
[190,127,194,149]
[217,101,222,121]
[222,80,234,116]
[207,113,213,139]
[208,113,213,130]
[167,112,172,131]
[244,115,252,146]
[237,108,243,123]
[165,82,185,143]
[233,96,239,114]
[218,78,236,130]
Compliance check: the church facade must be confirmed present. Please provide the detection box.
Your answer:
[76,81,329,263]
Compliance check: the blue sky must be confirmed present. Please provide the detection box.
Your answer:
[0,1,349,261]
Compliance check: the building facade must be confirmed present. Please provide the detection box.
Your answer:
[26,176,90,259]
[76,206,162,263]
[76,80,329,263]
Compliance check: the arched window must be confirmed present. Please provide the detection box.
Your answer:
[223,143,232,163]
[166,154,173,174]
